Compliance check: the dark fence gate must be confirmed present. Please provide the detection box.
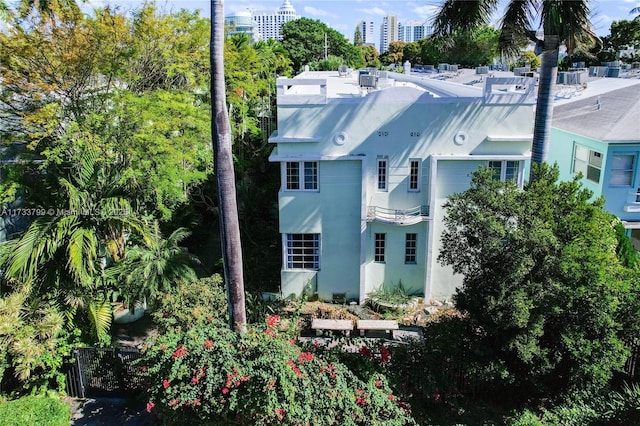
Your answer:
[65,347,145,398]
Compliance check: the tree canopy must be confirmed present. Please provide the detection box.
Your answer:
[439,164,640,396]
[281,17,363,72]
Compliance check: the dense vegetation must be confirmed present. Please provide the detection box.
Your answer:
[1,1,639,424]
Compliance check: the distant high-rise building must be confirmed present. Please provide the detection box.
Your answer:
[399,21,433,43]
[252,0,299,41]
[225,11,261,42]
[379,15,399,53]
[354,20,375,46]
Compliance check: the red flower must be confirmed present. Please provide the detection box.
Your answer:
[140,365,148,372]
[191,376,199,385]
[359,346,372,357]
[375,380,382,387]
[313,340,320,348]
[275,408,286,421]
[222,387,229,394]
[298,352,314,363]
[172,344,188,359]
[146,401,154,413]
[355,396,367,406]
[266,315,280,328]
[264,328,275,337]
[267,379,276,391]
[162,379,170,389]
[379,345,391,363]
[388,394,394,401]
[203,339,214,349]
[193,399,201,406]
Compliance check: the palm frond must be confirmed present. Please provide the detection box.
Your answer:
[499,0,539,56]
[87,298,113,344]
[541,0,595,47]
[432,0,500,37]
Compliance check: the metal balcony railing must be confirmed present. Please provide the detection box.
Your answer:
[366,205,429,225]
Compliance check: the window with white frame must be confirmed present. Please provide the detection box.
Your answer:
[610,155,635,186]
[377,158,388,191]
[488,160,519,182]
[285,161,318,190]
[374,233,386,262]
[408,159,420,191]
[405,233,417,264]
[286,234,319,269]
[573,145,602,183]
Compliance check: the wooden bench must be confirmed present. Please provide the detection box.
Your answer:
[311,319,354,337]
[357,320,399,337]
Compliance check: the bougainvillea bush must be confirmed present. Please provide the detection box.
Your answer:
[138,316,415,425]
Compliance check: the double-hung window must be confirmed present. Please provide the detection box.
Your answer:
[610,155,635,186]
[408,159,420,192]
[285,161,318,190]
[573,145,602,183]
[374,233,386,262]
[405,233,417,264]
[377,157,388,191]
[286,234,319,269]
[488,160,519,182]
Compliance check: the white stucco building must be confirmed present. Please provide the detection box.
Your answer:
[269,70,535,303]
[252,0,298,41]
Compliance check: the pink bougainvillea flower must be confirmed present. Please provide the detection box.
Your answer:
[162,379,170,389]
[222,387,230,394]
[298,352,314,363]
[203,339,214,349]
[172,344,188,359]
[263,328,276,337]
[191,376,199,385]
[266,315,280,328]
[146,401,154,413]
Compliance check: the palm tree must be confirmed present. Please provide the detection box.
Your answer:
[211,0,247,332]
[118,224,199,307]
[432,0,596,173]
[632,6,640,20]
[0,150,148,343]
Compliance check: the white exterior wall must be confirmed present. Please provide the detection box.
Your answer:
[279,160,363,301]
[271,72,535,302]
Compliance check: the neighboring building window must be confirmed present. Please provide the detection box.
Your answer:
[285,161,318,190]
[374,233,386,262]
[488,160,519,182]
[377,158,388,191]
[409,159,420,191]
[405,233,417,264]
[286,234,319,269]
[573,145,602,183]
[610,155,635,186]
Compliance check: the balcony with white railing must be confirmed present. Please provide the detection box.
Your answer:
[366,205,429,225]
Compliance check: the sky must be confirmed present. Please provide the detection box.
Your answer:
[81,0,640,47]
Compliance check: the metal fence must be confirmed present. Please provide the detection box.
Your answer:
[65,347,146,398]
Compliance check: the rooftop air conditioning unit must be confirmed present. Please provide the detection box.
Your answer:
[359,74,377,88]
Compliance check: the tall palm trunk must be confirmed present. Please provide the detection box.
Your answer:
[531,34,560,169]
[211,0,246,333]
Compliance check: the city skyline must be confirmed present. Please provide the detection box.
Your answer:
[82,0,640,47]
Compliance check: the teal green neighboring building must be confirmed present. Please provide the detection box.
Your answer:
[548,79,640,248]
[269,70,536,303]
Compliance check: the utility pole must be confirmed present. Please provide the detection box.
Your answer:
[324,33,328,60]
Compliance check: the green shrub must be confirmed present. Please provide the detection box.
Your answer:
[138,316,416,425]
[0,396,70,426]
[152,275,228,333]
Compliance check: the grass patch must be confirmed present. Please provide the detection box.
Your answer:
[0,396,70,426]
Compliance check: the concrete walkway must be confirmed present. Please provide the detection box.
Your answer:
[69,397,155,425]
